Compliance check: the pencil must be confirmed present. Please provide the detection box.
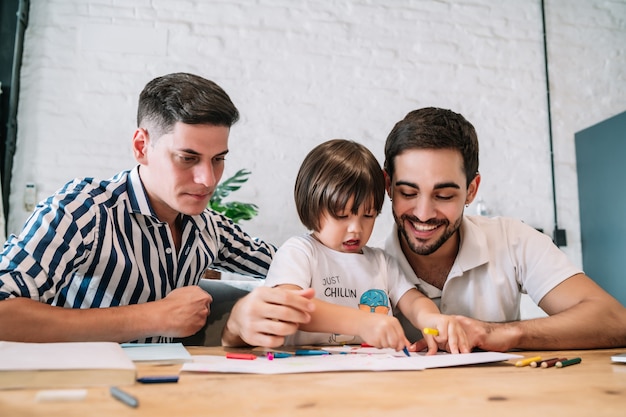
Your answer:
[556,357,582,368]
[530,357,558,368]
[540,357,567,368]
[515,356,542,367]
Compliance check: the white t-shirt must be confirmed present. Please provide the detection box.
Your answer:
[265,234,415,346]
[383,215,582,340]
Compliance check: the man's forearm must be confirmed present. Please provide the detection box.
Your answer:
[467,302,626,352]
[513,303,626,350]
[0,298,160,343]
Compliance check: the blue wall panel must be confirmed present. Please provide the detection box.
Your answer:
[575,110,626,305]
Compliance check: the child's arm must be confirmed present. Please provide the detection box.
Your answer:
[277,284,410,351]
[397,288,471,355]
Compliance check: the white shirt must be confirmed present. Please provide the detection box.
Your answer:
[265,234,415,346]
[384,215,582,322]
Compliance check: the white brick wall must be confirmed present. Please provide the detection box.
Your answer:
[7,0,626,276]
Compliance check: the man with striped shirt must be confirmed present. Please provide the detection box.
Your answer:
[0,72,315,344]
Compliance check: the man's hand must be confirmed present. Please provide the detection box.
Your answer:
[411,315,517,353]
[222,286,316,347]
[451,315,517,352]
[418,314,472,354]
[157,286,213,338]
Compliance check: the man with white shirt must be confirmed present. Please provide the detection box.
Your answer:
[381,107,626,351]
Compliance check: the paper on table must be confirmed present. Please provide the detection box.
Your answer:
[183,353,426,374]
[323,346,408,356]
[0,341,135,371]
[323,346,523,367]
[181,350,521,375]
[120,343,192,363]
[0,341,136,389]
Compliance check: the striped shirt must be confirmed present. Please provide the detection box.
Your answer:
[0,167,275,343]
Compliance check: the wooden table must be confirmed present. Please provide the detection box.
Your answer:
[2,347,626,416]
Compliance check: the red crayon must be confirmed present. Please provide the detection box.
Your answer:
[226,353,257,360]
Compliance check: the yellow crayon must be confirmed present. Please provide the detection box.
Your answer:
[515,356,542,367]
[423,328,439,336]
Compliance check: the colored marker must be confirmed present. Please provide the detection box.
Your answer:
[136,375,179,383]
[540,358,567,368]
[295,349,329,356]
[226,353,257,360]
[515,356,542,367]
[361,343,374,347]
[110,386,138,408]
[423,328,439,336]
[556,357,582,368]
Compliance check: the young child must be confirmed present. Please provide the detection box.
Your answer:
[264,139,470,354]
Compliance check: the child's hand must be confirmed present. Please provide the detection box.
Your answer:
[357,314,410,352]
[418,314,471,355]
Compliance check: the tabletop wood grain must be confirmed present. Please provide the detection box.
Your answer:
[2,346,625,417]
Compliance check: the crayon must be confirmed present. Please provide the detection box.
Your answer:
[515,356,542,367]
[225,353,257,360]
[540,358,567,368]
[136,376,179,383]
[556,357,582,368]
[423,328,439,336]
[530,357,558,368]
[110,386,138,408]
[295,349,329,356]
[266,352,292,360]
[271,352,293,358]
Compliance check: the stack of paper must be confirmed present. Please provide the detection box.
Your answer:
[121,342,192,364]
[0,341,136,389]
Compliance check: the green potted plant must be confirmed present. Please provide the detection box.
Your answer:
[204,169,258,279]
[208,169,258,223]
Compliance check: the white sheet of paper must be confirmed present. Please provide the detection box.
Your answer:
[183,354,425,374]
[181,350,521,375]
[120,343,192,363]
[0,341,135,371]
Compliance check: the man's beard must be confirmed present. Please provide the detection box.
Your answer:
[394,213,462,256]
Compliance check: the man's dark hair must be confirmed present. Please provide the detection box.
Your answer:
[137,72,239,138]
[384,107,479,187]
